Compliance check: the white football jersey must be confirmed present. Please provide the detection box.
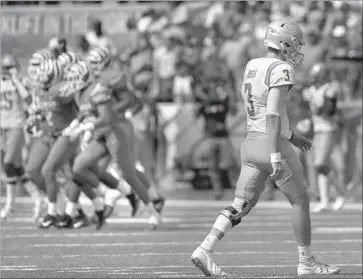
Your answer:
[241,58,295,139]
[0,76,29,128]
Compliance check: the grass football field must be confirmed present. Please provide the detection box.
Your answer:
[1,195,362,278]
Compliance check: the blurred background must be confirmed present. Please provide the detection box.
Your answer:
[1,0,362,202]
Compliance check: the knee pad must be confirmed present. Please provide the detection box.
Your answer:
[316,165,330,175]
[220,199,254,227]
[3,163,18,184]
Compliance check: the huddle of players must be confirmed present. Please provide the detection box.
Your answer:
[0,37,165,231]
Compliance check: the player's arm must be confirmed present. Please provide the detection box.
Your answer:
[12,76,31,104]
[267,86,288,153]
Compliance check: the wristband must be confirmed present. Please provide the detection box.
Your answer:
[270,152,282,163]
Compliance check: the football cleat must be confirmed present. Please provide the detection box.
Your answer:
[0,207,13,220]
[38,214,57,228]
[332,196,345,211]
[297,256,341,275]
[72,209,89,229]
[191,246,228,277]
[56,214,73,228]
[146,212,162,231]
[311,203,330,213]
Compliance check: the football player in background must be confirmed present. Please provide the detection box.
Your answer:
[86,49,165,215]
[302,63,346,212]
[191,21,341,276]
[61,59,161,230]
[0,54,43,220]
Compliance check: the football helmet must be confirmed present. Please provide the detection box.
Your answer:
[35,59,64,89]
[57,51,79,73]
[1,54,19,77]
[28,49,53,80]
[264,20,305,65]
[62,61,93,97]
[86,48,112,76]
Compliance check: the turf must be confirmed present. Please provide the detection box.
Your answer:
[1,197,362,278]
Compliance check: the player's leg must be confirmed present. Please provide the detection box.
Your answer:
[121,119,164,210]
[277,144,341,275]
[25,136,51,192]
[207,138,224,200]
[4,128,43,217]
[110,127,161,229]
[1,129,19,219]
[329,143,346,210]
[192,135,269,276]
[40,136,78,227]
[312,132,335,212]
[101,160,140,217]
[346,129,362,198]
[72,140,108,229]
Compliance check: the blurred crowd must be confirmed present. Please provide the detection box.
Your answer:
[1,1,362,202]
[101,1,363,104]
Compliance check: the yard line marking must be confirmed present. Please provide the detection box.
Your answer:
[1,265,37,268]
[2,218,359,228]
[5,228,362,239]
[2,250,361,259]
[316,227,363,233]
[3,263,361,272]
[30,238,362,248]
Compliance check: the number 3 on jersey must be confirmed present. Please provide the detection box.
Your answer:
[244,83,255,116]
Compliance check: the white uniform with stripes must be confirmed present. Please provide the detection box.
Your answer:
[241,58,295,139]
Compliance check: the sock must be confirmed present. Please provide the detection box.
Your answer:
[65,202,77,217]
[298,245,312,262]
[200,234,219,252]
[200,215,231,252]
[116,179,132,196]
[92,197,104,211]
[23,181,42,202]
[104,188,122,207]
[48,202,57,216]
[318,174,329,205]
[5,183,16,209]
[95,183,108,196]
[56,189,67,215]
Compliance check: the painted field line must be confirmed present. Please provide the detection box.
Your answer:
[3,250,361,259]
[2,218,359,229]
[174,222,361,228]
[30,238,362,248]
[3,263,360,272]
[5,228,362,239]
[5,197,362,210]
[1,265,37,268]
[316,227,362,233]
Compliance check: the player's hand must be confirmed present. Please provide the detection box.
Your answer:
[270,161,284,181]
[290,131,312,152]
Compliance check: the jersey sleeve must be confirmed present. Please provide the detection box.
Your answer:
[90,83,111,105]
[268,63,295,89]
